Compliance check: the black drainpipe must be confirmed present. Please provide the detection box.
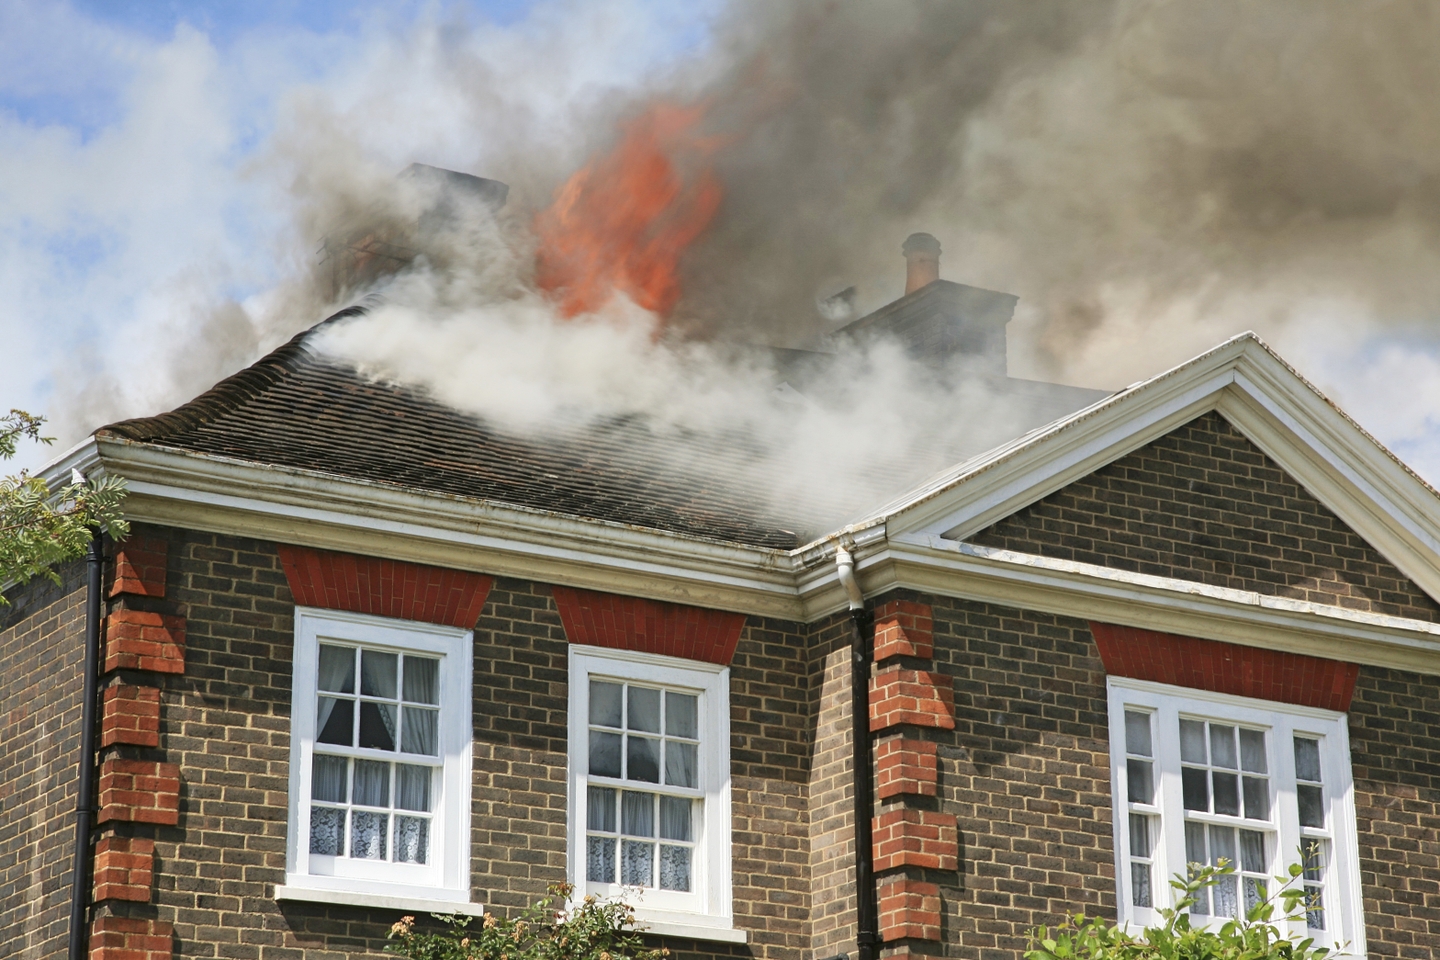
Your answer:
[836,545,878,960]
[68,529,104,960]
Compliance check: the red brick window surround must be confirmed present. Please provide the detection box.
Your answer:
[1090,622,1360,712]
[277,545,493,629]
[552,586,745,666]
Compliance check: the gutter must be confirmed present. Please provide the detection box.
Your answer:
[68,529,104,960]
[835,544,878,960]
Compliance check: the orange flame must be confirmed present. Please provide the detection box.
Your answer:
[535,103,723,318]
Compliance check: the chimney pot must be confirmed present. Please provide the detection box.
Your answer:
[902,233,941,295]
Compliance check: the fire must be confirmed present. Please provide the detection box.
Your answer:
[535,103,723,319]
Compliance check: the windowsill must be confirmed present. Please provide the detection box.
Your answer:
[274,884,484,916]
[633,915,749,944]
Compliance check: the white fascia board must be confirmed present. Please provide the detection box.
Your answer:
[869,533,1440,675]
[95,438,806,619]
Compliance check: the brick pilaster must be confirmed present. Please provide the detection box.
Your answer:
[109,535,168,599]
[104,609,185,674]
[872,809,959,872]
[877,737,938,799]
[878,878,943,941]
[93,837,155,902]
[90,916,173,960]
[870,668,955,731]
[100,685,161,748]
[97,758,180,825]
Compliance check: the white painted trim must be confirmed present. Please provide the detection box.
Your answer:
[634,917,749,943]
[285,608,474,904]
[567,646,734,930]
[273,884,483,916]
[1106,678,1365,958]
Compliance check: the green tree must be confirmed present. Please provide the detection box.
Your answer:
[1027,861,1340,960]
[385,882,667,960]
[1,410,128,603]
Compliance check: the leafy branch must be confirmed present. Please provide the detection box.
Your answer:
[386,882,668,960]
[1,410,128,603]
[1027,859,1340,960]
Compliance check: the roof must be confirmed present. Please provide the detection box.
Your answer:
[98,306,1106,551]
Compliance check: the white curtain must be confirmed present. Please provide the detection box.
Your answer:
[315,645,355,736]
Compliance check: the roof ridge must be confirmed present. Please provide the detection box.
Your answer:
[98,305,368,442]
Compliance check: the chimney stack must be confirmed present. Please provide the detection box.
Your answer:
[902,232,941,295]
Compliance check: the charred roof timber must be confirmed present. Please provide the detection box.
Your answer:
[832,232,1016,377]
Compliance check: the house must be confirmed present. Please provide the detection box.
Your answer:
[4,233,1440,960]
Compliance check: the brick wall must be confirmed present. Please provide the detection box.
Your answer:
[971,411,1440,623]
[0,560,88,960]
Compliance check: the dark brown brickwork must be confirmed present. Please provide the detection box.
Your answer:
[971,411,1440,623]
[805,615,860,960]
[0,560,87,960]
[1347,665,1440,958]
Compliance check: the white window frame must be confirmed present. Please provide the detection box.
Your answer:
[1107,677,1364,957]
[567,645,737,940]
[278,607,475,912]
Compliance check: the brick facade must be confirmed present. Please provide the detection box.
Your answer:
[7,409,1440,960]
[971,411,1440,623]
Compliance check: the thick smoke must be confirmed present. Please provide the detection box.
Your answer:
[40,0,1440,505]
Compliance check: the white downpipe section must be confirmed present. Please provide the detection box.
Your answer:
[835,544,865,610]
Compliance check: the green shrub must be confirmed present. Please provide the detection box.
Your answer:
[385,882,667,960]
[1026,862,1340,960]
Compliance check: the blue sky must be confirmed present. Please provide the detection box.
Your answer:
[0,0,717,471]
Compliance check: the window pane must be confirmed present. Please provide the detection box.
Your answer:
[1239,829,1265,873]
[403,656,439,704]
[588,787,617,831]
[660,796,692,841]
[353,759,390,807]
[1214,873,1239,918]
[1298,784,1325,828]
[1131,862,1151,908]
[1243,776,1269,820]
[1305,886,1325,931]
[628,687,661,733]
[1210,725,1237,769]
[312,755,348,802]
[360,650,398,698]
[589,731,622,778]
[395,816,428,864]
[310,806,345,856]
[316,698,354,746]
[317,644,355,693]
[1129,813,1150,858]
[401,706,438,755]
[1213,772,1240,816]
[1294,737,1322,783]
[359,701,397,751]
[627,736,660,783]
[1185,822,1209,915]
[622,791,654,837]
[1127,759,1153,804]
[1124,710,1152,756]
[665,741,698,789]
[587,836,616,883]
[1182,767,1209,811]
[590,681,622,728]
[1209,824,1236,865]
[621,839,653,886]
[1239,728,1267,773]
[660,845,691,892]
[396,764,431,812]
[1244,878,1267,915]
[352,811,388,860]
[667,692,698,739]
[1180,719,1207,764]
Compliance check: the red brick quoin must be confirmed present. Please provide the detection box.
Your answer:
[90,916,173,960]
[277,545,493,629]
[109,535,168,599]
[101,686,161,748]
[870,668,955,732]
[873,599,934,661]
[93,837,155,903]
[879,878,943,942]
[104,610,185,674]
[876,737,938,799]
[1090,623,1361,712]
[553,586,746,666]
[97,759,180,826]
[873,809,959,872]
